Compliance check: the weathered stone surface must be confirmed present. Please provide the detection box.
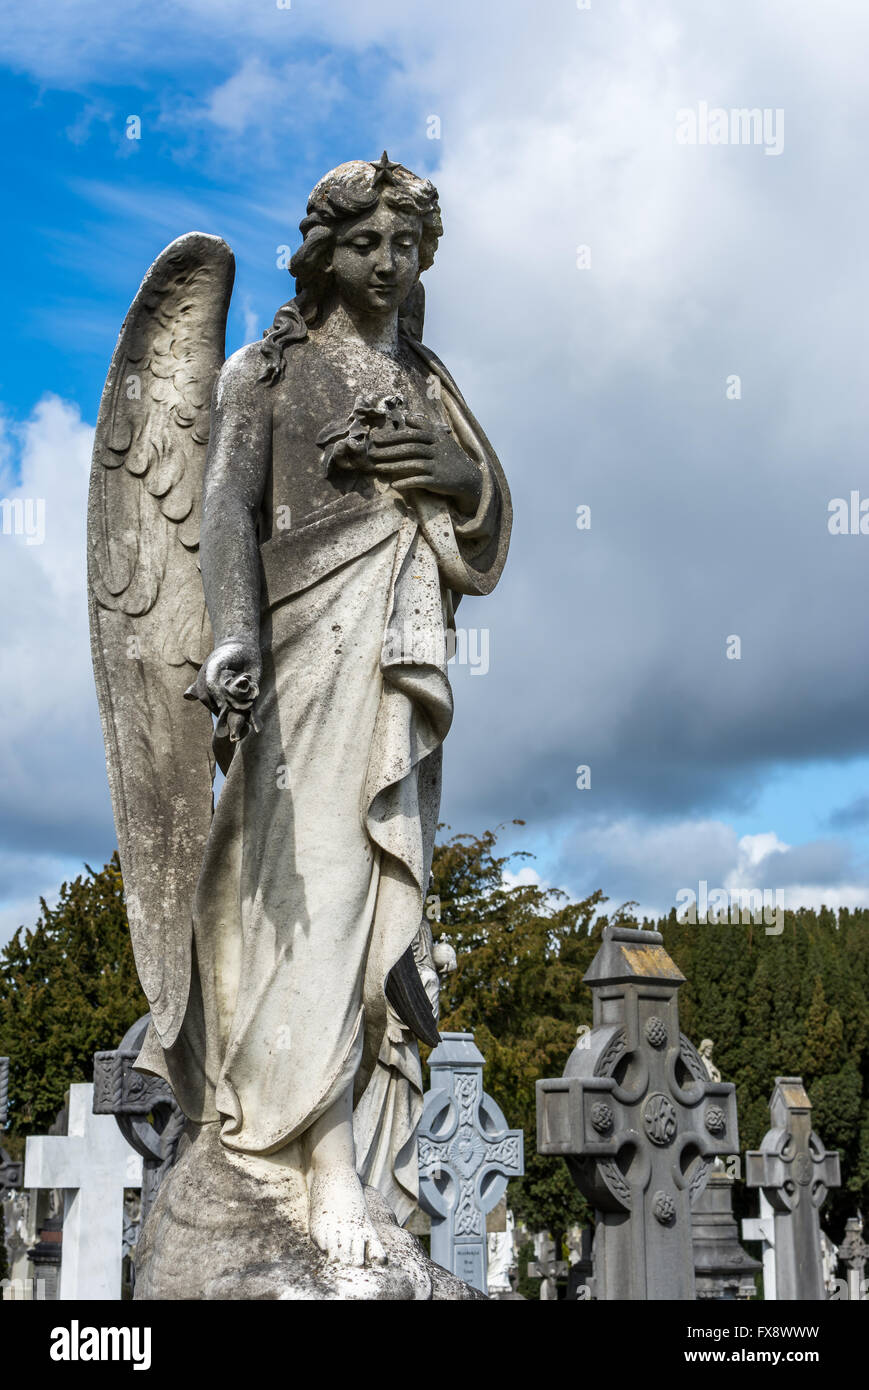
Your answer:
[418,1031,523,1292]
[536,925,738,1300]
[89,155,511,1289]
[745,1077,840,1301]
[134,1122,484,1301]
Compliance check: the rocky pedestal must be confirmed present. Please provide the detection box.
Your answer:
[134,1122,484,1301]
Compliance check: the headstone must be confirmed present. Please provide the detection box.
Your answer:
[745,1077,841,1301]
[693,1168,761,1298]
[566,1226,594,1300]
[24,1083,142,1299]
[691,1039,760,1299]
[838,1215,868,1302]
[528,1231,566,1299]
[93,1014,185,1226]
[486,1206,518,1297]
[821,1230,839,1295]
[742,1189,777,1299]
[418,1032,524,1293]
[536,925,738,1300]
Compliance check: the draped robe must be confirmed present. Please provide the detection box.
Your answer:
[138,336,510,1224]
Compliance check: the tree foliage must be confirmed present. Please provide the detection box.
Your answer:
[429,826,868,1243]
[0,854,146,1138]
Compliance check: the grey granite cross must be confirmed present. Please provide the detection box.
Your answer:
[93,1015,185,1226]
[745,1077,840,1301]
[418,1032,523,1293]
[536,925,738,1300]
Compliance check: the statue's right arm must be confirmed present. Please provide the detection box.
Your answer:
[199,345,272,701]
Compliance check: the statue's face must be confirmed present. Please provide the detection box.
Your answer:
[328,200,422,316]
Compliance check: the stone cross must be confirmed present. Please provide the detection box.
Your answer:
[745,1077,840,1301]
[742,1189,777,1299]
[838,1215,868,1302]
[24,1083,142,1299]
[418,1032,524,1292]
[536,925,738,1300]
[93,1014,185,1225]
[528,1231,567,1299]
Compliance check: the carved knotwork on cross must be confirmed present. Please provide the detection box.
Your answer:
[745,1078,840,1301]
[93,1015,185,1225]
[418,1032,524,1294]
[536,925,738,1300]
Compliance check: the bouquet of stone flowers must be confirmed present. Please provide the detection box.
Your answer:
[316,392,414,475]
[184,666,260,745]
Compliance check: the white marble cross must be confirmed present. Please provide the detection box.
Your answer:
[742,1189,777,1300]
[24,1083,142,1300]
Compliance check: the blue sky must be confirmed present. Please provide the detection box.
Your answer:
[2,0,869,942]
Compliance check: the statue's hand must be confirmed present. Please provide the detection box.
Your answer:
[368,420,482,515]
[185,638,262,741]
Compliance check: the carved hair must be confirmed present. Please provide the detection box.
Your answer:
[259,158,442,384]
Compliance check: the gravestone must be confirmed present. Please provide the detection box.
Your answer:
[24,1082,142,1299]
[692,1168,761,1298]
[745,1077,840,1301]
[536,925,738,1300]
[418,1032,524,1292]
[838,1215,868,1302]
[691,1039,760,1299]
[528,1231,566,1299]
[742,1189,777,1299]
[486,1205,519,1297]
[93,1014,185,1225]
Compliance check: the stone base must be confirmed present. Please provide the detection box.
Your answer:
[133,1122,485,1301]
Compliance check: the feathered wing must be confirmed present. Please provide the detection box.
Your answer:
[88,233,235,1048]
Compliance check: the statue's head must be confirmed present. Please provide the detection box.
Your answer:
[260,154,442,382]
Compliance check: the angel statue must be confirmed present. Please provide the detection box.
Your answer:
[87,154,511,1297]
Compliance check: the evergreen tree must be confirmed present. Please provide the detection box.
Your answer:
[0,854,146,1138]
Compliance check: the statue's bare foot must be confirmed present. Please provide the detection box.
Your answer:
[308,1166,388,1268]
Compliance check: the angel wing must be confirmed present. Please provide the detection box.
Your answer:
[88,232,235,1048]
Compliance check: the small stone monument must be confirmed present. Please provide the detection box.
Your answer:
[838,1215,868,1302]
[93,1015,184,1225]
[691,1039,760,1299]
[745,1077,840,1301]
[418,1032,524,1292]
[24,1083,142,1299]
[528,1231,567,1300]
[742,1190,777,1299]
[536,925,738,1300]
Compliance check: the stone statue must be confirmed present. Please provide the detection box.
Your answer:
[87,155,510,1296]
[698,1038,721,1083]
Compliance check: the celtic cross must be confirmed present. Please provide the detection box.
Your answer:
[745,1077,840,1300]
[93,1015,185,1225]
[536,925,738,1300]
[418,1032,524,1293]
